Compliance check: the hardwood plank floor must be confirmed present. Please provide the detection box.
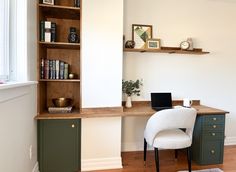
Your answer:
[93,146,236,172]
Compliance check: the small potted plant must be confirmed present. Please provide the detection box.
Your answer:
[122,79,143,108]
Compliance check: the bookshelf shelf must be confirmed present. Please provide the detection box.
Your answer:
[35,108,81,119]
[39,79,80,82]
[38,4,80,20]
[124,47,209,55]
[39,41,80,49]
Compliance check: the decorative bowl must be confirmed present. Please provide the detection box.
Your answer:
[52,98,72,107]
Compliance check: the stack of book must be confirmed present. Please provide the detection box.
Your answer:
[41,59,69,80]
[48,106,73,113]
[40,21,57,42]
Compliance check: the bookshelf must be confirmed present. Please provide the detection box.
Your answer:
[37,0,81,116]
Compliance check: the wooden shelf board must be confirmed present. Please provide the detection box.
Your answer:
[39,79,80,82]
[124,47,209,55]
[38,4,80,19]
[35,109,82,119]
[39,41,80,49]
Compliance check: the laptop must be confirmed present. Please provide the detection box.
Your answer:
[151,92,173,111]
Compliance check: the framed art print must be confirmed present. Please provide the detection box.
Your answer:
[132,24,153,49]
[147,39,161,49]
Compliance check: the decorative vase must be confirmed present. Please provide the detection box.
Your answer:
[125,96,132,108]
[68,27,79,43]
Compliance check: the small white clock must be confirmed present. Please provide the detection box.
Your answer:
[180,41,190,50]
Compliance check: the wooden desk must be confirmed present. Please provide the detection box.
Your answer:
[123,101,228,117]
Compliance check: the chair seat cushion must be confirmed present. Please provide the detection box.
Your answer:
[153,129,191,149]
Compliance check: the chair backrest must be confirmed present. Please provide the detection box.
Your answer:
[144,107,197,146]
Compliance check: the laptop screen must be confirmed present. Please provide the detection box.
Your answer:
[151,93,172,108]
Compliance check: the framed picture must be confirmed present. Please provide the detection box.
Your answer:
[132,24,152,49]
[43,0,54,5]
[146,39,161,49]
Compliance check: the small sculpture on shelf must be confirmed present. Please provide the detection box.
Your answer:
[68,27,79,43]
[125,40,135,49]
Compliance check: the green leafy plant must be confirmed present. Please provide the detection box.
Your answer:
[122,79,143,97]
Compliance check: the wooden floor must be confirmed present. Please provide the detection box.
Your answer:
[94,146,236,172]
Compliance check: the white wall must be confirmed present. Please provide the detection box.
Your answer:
[81,0,123,171]
[81,0,123,108]
[122,0,236,150]
[0,84,38,172]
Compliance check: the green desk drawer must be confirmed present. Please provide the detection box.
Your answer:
[201,141,224,165]
[203,124,224,131]
[202,131,224,141]
[203,115,225,125]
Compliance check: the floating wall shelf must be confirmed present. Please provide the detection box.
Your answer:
[124,47,209,55]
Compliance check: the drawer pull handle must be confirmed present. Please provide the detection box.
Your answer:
[213,125,217,128]
[72,124,75,128]
[213,118,217,121]
[211,150,215,154]
[212,133,216,136]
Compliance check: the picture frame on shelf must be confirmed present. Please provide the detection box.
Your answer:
[132,24,152,49]
[43,0,54,5]
[146,39,161,49]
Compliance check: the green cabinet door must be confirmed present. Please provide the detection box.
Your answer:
[38,119,81,172]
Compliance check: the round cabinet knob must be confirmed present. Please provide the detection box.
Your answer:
[72,124,75,128]
[213,125,217,128]
[211,150,215,154]
[212,133,216,136]
[213,117,217,121]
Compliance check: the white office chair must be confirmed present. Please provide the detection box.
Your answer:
[144,107,197,172]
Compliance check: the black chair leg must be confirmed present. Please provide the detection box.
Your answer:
[154,148,160,172]
[144,139,147,166]
[187,147,192,172]
[175,149,178,159]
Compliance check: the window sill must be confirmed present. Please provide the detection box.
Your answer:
[0,81,38,90]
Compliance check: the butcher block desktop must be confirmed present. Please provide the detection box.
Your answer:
[35,100,228,119]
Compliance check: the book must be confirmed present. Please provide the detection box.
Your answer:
[48,106,73,113]
[56,60,60,79]
[40,21,45,41]
[59,61,65,79]
[64,63,69,79]
[51,22,56,42]
[52,60,56,79]
[49,60,53,79]
[40,58,44,79]
[44,59,49,79]
[44,21,51,42]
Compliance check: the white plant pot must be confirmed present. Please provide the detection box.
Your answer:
[125,96,132,108]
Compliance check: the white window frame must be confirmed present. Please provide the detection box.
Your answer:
[0,0,10,81]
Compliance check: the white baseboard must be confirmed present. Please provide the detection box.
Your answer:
[122,142,153,152]
[81,157,122,171]
[32,162,39,172]
[225,137,236,145]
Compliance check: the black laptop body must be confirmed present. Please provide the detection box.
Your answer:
[151,93,173,111]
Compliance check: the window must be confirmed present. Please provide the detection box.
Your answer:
[0,0,9,81]
[0,0,28,82]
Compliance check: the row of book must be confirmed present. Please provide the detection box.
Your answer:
[40,21,56,42]
[48,106,73,113]
[41,59,69,80]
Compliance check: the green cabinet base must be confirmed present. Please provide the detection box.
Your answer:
[192,115,225,165]
[38,119,81,172]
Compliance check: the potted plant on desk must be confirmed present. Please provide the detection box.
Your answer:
[122,79,142,108]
